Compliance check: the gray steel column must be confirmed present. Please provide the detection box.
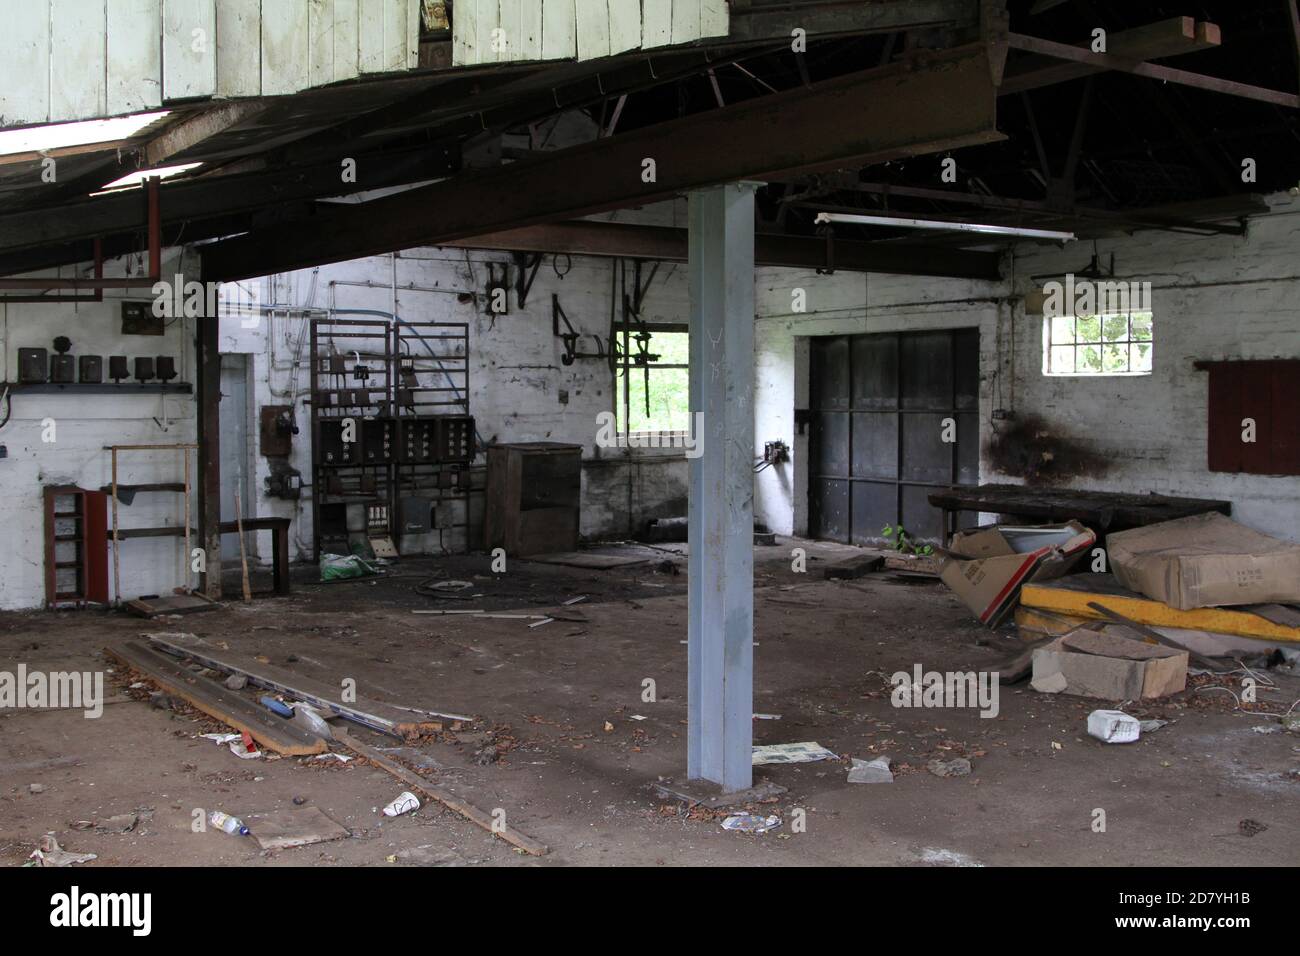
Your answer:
[687,183,756,792]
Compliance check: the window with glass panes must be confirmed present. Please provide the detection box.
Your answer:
[1043,311,1153,376]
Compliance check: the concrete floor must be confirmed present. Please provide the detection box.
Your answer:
[2,539,1297,867]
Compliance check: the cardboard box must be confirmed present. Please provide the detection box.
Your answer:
[938,521,1096,627]
[1031,625,1188,699]
[1106,512,1300,611]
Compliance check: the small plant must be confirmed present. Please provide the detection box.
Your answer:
[881,524,934,556]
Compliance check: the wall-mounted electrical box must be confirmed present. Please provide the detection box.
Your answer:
[18,348,47,384]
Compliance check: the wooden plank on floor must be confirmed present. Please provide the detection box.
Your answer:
[145,634,471,735]
[1021,577,1300,643]
[823,554,884,580]
[334,728,549,856]
[541,0,576,59]
[105,641,329,756]
[247,806,350,850]
[525,550,649,569]
[125,593,218,617]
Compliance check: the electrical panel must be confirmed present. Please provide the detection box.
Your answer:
[399,496,433,535]
[398,419,437,463]
[79,356,103,384]
[319,420,359,465]
[18,348,47,384]
[361,418,394,464]
[49,354,75,384]
[437,416,475,462]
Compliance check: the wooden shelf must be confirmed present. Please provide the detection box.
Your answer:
[115,526,196,540]
[9,382,192,395]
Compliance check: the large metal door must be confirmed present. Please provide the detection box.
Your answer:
[809,329,979,545]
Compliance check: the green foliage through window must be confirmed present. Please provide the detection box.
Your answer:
[616,329,691,434]
[1044,312,1153,376]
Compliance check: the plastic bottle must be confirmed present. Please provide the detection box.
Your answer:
[209,810,250,836]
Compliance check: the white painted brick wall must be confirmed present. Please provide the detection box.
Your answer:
[0,254,197,609]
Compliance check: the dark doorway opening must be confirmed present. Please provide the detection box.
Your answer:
[808,328,980,545]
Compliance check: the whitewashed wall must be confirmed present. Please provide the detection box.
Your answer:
[0,0,421,127]
[0,252,197,610]
[222,228,694,562]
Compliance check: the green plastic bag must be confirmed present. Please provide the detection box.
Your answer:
[320,553,378,582]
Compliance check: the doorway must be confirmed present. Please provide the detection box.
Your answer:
[218,354,254,562]
[808,329,980,545]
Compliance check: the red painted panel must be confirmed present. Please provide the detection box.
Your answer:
[1201,359,1300,476]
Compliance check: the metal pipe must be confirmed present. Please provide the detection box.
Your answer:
[0,180,163,300]
[815,210,1076,241]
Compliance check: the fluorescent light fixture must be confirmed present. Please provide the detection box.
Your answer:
[0,111,170,157]
[815,211,1075,241]
[97,163,203,193]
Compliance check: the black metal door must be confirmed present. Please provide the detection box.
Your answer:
[809,329,979,545]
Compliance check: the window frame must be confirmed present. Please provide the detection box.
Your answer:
[615,322,690,438]
[1041,309,1154,378]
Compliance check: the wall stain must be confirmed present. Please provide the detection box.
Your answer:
[985,412,1112,485]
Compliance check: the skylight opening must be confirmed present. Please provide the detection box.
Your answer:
[97,163,204,193]
[0,111,171,157]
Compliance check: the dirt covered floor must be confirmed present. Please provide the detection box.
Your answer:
[1,539,1297,867]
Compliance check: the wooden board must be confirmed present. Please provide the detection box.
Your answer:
[541,0,576,60]
[146,634,470,736]
[0,2,52,126]
[607,0,641,55]
[53,0,109,121]
[163,0,218,102]
[928,483,1230,531]
[262,1,311,95]
[105,641,328,756]
[525,550,648,569]
[1021,575,1300,643]
[107,0,162,116]
[5,0,418,128]
[248,806,350,851]
[823,554,884,580]
[125,593,218,617]
[216,0,263,97]
[334,728,548,856]
[642,0,672,48]
[574,0,610,60]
